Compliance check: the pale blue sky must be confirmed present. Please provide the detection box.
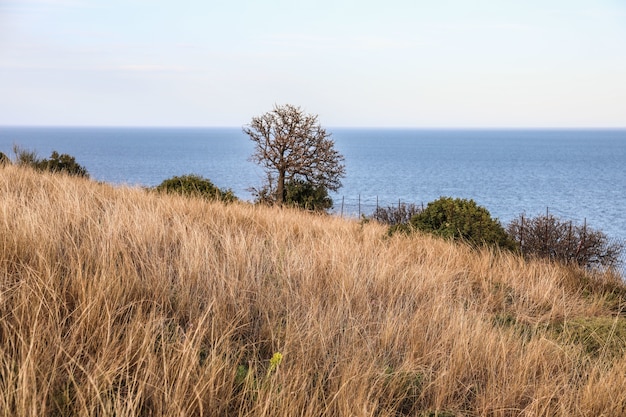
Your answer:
[1,0,625,127]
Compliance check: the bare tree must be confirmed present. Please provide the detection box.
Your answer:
[507,212,623,270]
[371,202,422,226]
[243,104,346,205]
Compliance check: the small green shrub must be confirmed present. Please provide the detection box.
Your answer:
[154,174,236,202]
[0,151,10,166]
[408,197,517,250]
[38,151,89,177]
[284,179,332,212]
[12,145,89,177]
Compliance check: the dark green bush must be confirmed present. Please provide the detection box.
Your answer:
[408,197,517,250]
[12,145,89,177]
[284,179,332,212]
[507,213,623,270]
[252,179,333,212]
[0,152,10,166]
[154,174,236,203]
[38,151,89,177]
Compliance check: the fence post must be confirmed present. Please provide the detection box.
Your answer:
[358,194,361,218]
[341,196,344,218]
[543,207,550,259]
[568,221,573,261]
[519,214,524,255]
[582,218,587,261]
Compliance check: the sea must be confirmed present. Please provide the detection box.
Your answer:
[1,127,625,241]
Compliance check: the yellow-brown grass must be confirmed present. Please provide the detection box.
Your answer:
[1,164,625,416]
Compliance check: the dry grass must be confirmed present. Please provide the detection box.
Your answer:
[1,164,625,417]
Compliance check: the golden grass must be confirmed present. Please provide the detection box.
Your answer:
[1,164,625,416]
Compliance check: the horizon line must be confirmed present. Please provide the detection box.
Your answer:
[1,124,626,130]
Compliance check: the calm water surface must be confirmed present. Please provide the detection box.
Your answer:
[1,127,624,239]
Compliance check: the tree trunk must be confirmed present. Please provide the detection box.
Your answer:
[276,169,285,205]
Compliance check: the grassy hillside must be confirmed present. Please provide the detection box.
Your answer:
[1,165,625,417]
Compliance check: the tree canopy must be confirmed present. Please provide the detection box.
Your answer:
[243,104,345,205]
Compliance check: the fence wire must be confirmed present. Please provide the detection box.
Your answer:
[332,195,626,278]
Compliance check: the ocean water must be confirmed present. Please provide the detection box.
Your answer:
[1,127,625,239]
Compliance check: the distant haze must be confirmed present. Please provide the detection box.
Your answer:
[1,0,625,127]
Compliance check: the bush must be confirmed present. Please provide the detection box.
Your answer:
[0,152,10,166]
[408,197,517,250]
[371,202,422,225]
[507,213,623,270]
[38,151,89,177]
[154,174,236,203]
[12,145,89,177]
[12,145,40,167]
[252,179,333,212]
[284,179,333,212]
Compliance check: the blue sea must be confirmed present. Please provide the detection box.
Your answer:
[1,127,625,240]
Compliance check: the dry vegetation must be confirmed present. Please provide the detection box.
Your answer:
[1,164,626,417]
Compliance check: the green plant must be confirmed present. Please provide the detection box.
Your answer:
[284,179,333,212]
[154,174,236,202]
[265,351,283,381]
[0,151,10,166]
[235,364,250,386]
[12,145,89,177]
[407,197,517,250]
[38,151,89,177]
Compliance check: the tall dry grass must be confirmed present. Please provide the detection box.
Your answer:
[1,164,625,416]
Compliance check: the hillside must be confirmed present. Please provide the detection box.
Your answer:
[1,165,625,417]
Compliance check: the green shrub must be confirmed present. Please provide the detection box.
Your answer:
[284,179,332,212]
[408,197,517,250]
[0,152,10,166]
[253,179,333,212]
[38,151,89,177]
[12,145,89,177]
[154,174,236,203]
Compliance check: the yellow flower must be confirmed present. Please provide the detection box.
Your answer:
[268,352,283,375]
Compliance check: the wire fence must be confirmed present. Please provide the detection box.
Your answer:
[333,195,416,219]
[332,195,626,278]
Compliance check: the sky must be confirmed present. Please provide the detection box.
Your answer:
[1,0,625,127]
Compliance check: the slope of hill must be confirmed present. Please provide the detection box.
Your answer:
[1,165,625,416]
